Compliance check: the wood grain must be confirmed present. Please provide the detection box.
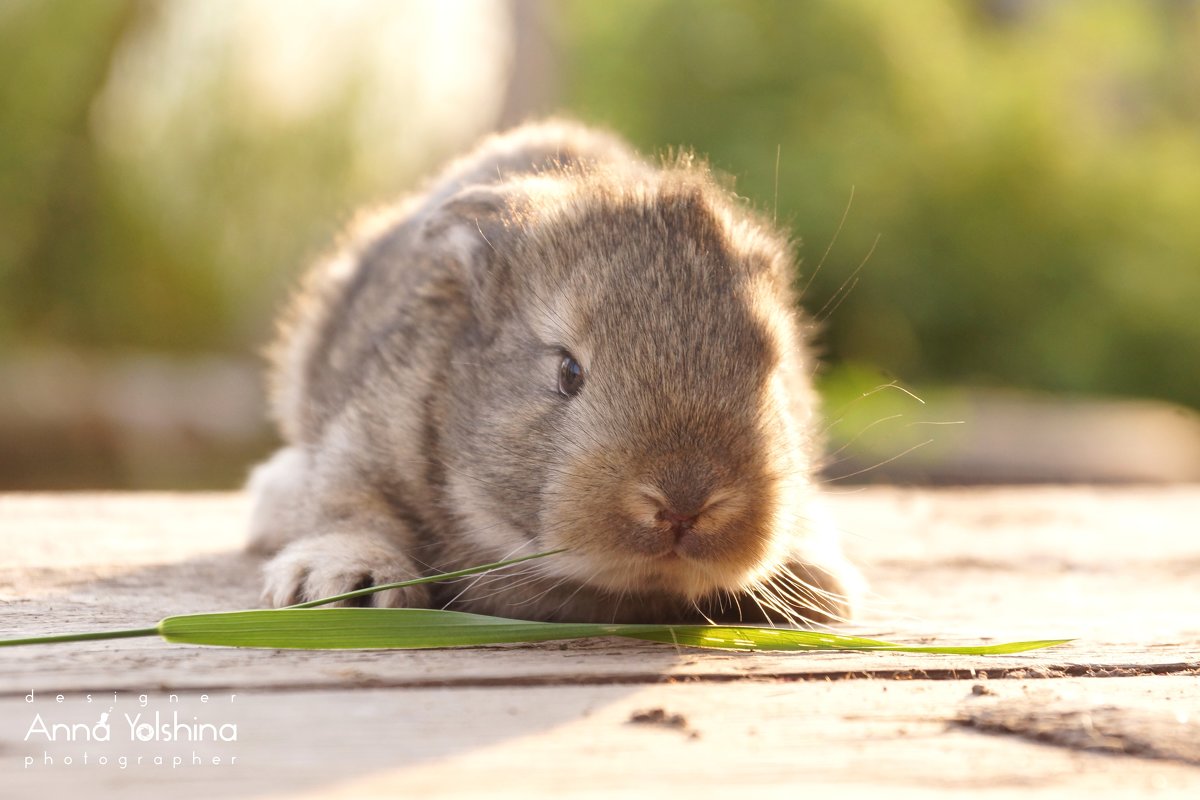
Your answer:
[1,489,1198,798]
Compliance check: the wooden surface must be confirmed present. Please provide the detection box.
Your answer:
[1,489,1198,798]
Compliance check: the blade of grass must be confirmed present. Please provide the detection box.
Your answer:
[620,627,1073,654]
[158,607,1072,654]
[0,606,1072,654]
[0,549,1073,655]
[0,550,564,648]
[285,548,566,608]
[0,627,160,648]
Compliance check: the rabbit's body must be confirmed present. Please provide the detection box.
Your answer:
[248,120,863,623]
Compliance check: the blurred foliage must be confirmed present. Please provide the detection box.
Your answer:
[1,0,1199,415]
[0,0,230,352]
[0,0,503,357]
[557,0,1200,408]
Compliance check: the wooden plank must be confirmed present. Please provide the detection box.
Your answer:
[1,490,1197,694]
[1,490,1198,797]
[3,678,1198,799]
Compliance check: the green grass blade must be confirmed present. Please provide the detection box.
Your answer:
[0,552,566,647]
[159,609,616,648]
[621,627,1074,654]
[1,605,1071,654]
[286,549,566,608]
[0,626,159,648]
[0,549,1072,656]
[158,607,1072,654]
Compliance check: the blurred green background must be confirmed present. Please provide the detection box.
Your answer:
[2,0,1199,488]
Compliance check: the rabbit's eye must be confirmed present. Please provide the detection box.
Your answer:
[558,354,585,397]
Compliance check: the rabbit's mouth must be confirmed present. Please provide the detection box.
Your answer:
[568,537,774,600]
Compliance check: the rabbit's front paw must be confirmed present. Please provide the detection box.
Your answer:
[260,532,431,608]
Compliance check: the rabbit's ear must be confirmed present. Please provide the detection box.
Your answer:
[422,184,528,320]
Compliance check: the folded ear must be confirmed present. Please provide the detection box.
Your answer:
[421,185,525,318]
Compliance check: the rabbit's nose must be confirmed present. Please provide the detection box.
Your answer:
[656,508,700,543]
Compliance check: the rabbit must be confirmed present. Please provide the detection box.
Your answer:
[246,119,864,624]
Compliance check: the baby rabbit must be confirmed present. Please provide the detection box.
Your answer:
[247,120,863,624]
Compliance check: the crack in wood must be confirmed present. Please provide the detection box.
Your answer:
[2,660,1194,697]
[957,703,1200,766]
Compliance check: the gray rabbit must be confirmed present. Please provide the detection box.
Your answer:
[247,120,863,624]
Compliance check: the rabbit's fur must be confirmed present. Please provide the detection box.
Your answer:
[247,120,863,623]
